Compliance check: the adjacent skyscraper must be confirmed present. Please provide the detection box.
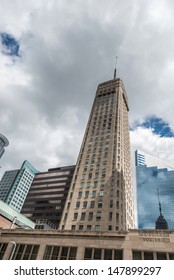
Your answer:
[135,150,174,229]
[0,160,38,212]
[0,133,9,159]
[60,74,134,231]
[21,165,75,229]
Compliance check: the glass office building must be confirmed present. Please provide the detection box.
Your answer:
[135,150,174,229]
[0,160,38,212]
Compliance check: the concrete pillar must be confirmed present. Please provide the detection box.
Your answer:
[36,244,46,260]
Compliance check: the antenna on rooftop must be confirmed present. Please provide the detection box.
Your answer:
[114,56,118,80]
[157,188,162,215]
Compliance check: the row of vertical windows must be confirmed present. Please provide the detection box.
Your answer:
[12,244,39,260]
[84,248,123,260]
[71,224,103,231]
[1,242,174,260]
[73,211,119,222]
[75,197,119,209]
[132,250,174,260]
[43,246,77,260]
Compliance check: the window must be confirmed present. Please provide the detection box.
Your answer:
[78,192,82,199]
[169,253,174,260]
[144,251,153,260]
[79,225,84,230]
[99,190,104,197]
[93,249,102,259]
[88,212,93,221]
[108,225,112,230]
[94,181,98,188]
[95,225,100,230]
[87,182,91,188]
[116,213,119,223]
[96,212,101,221]
[132,251,142,260]
[92,191,96,198]
[86,225,92,230]
[44,246,60,260]
[104,249,112,260]
[116,201,119,209]
[101,180,105,186]
[60,247,77,260]
[110,200,113,208]
[88,173,92,179]
[67,202,70,209]
[64,213,67,220]
[157,252,167,260]
[68,247,77,260]
[12,244,39,260]
[73,213,78,220]
[109,212,112,221]
[84,248,92,260]
[90,165,94,171]
[80,212,86,221]
[85,191,89,198]
[90,201,95,208]
[98,200,103,208]
[76,201,80,208]
[113,250,122,260]
[83,201,87,208]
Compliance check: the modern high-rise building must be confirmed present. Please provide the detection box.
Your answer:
[0,133,9,159]
[60,74,134,231]
[0,160,38,212]
[0,169,19,201]
[135,150,174,229]
[21,165,75,229]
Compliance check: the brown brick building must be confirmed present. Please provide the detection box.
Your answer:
[21,166,75,229]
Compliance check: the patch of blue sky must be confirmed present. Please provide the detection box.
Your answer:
[131,116,174,138]
[0,32,20,57]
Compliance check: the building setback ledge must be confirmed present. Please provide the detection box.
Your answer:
[0,228,128,239]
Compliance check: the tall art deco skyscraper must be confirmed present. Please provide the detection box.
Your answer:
[60,71,135,231]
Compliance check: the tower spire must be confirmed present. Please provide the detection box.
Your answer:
[157,188,162,215]
[155,188,169,229]
[114,56,118,80]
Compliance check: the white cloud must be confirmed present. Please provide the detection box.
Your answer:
[1,0,174,180]
[130,127,174,164]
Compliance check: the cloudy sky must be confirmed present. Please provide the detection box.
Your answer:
[1,0,174,182]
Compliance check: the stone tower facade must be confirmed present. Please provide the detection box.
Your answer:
[60,76,134,231]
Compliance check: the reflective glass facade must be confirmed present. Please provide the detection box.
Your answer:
[0,160,38,212]
[136,150,174,229]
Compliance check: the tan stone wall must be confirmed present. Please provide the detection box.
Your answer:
[1,229,174,260]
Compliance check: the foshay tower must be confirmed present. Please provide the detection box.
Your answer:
[60,70,134,231]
